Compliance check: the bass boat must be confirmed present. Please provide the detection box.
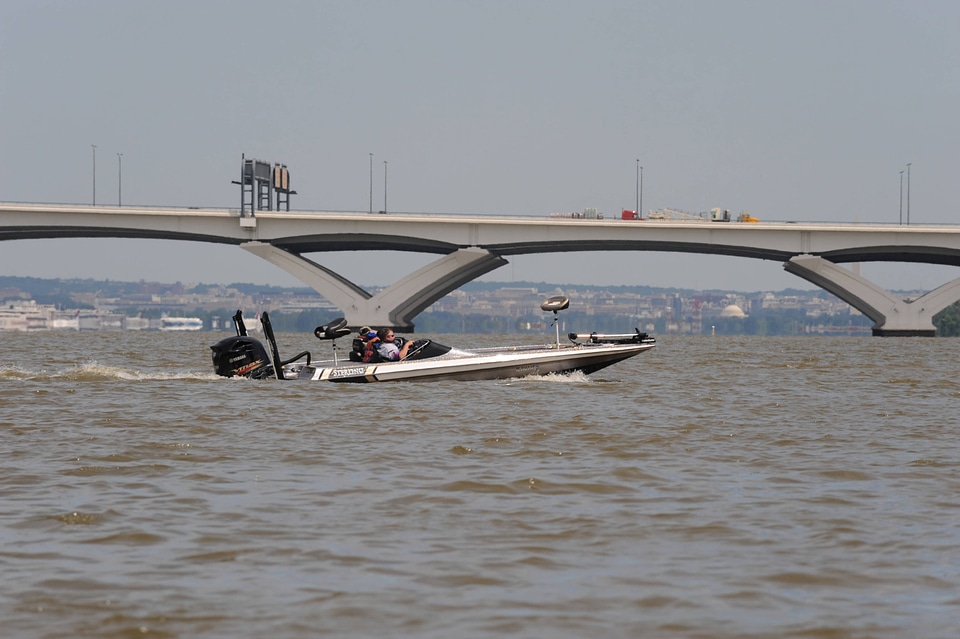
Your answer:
[210,297,656,383]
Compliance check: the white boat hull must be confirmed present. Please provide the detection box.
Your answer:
[287,341,655,383]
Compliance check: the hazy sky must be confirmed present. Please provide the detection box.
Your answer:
[2,0,959,293]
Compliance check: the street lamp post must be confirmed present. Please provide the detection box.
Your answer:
[906,162,911,225]
[369,153,373,214]
[91,145,97,205]
[899,170,904,225]
[640,164,643,218]
[383,160,388,214]
[117,153,123,207]
[635,160,639,215]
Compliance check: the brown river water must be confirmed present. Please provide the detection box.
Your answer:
[1,330,958,638]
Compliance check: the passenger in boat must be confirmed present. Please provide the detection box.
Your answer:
[350,326,375,362]
[375,328,414,361]
[360,328,380,362]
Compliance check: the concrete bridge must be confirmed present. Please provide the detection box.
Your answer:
[2,202,960,336]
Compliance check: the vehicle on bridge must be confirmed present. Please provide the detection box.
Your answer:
[640,207,759,223]
[647,208,705,222]
[550,207,604,220]
[210,299,656,383]
[709,207,731,222]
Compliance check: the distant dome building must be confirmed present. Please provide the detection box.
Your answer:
[720,304,747,318]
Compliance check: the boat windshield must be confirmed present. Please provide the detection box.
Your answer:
[404,339,452,361]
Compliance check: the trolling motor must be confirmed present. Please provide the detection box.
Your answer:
[540,295,570,348]
[210,310,311,379]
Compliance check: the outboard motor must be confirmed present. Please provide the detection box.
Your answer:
[210,335,275,379]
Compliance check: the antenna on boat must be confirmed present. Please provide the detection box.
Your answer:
[540,296,570,349]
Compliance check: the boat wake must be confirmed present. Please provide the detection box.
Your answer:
[504,370,594,385]
[0,362,220,382]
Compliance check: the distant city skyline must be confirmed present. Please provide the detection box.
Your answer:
[1,1,958,293]
[0,273,873,337]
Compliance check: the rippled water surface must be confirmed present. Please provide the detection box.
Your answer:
[2,331,959,638]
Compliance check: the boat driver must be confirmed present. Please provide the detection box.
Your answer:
[376,328,414,361]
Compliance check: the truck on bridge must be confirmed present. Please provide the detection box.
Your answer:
[635,208,759,223]
[550,207,604,220]
[709,208,759,223]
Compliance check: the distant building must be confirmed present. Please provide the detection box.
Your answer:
[720,304,747,318]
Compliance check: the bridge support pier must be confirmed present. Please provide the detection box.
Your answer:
[784,255,960,336]
[241,242,507,331]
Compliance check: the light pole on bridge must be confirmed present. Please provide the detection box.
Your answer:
[91,145,97,205]
[906,162,911,225]
[899,170,904,225]
[635,160,639,215]
[369,153,373,214]
[631,160,644,218]
[383,160,388,214]
[117,153,123,207]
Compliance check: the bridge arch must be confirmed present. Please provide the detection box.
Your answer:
[2,203,960,335]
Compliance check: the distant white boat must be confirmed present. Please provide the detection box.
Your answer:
[123,315,150,331]
[52,310,80,330]
[160,316,204,331]
[0,300,55,331]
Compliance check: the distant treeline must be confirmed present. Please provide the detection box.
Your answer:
[0,275,318,308]
[3,276,960,336]
[234,308,877,337]
[0,275,803,303]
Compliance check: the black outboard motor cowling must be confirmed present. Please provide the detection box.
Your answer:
[210,336,275,379]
